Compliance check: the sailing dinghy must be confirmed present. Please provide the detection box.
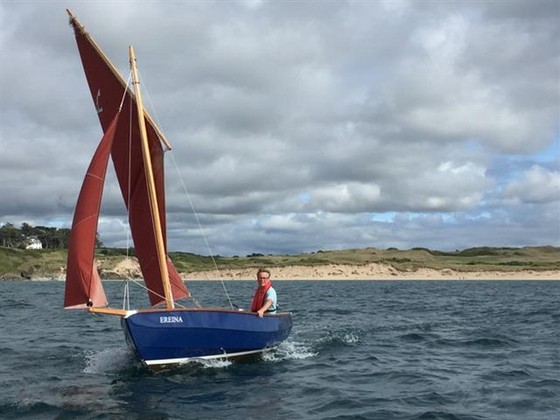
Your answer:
[64,10,292,368]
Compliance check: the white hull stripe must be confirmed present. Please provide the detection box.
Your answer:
[143,348,268,366]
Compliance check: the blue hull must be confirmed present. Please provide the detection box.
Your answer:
[121,309,292,366]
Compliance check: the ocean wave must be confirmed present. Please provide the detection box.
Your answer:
[312,328,364,352]
[0,401,64,419]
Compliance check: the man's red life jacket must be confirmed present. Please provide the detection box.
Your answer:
[251,281,272,312]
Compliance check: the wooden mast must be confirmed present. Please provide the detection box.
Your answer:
[129,46,175,309]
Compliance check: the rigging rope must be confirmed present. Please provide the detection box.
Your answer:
[168,151,235,310]
[122,278,202,309]
[137,68,235,309]
[116,69,231,310]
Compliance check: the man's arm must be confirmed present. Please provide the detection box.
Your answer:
[257,298,273,318]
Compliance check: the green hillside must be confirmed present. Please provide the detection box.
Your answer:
[1,246,558,279]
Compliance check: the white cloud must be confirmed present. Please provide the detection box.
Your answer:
[502,165,560,205]
[1,0,559,254]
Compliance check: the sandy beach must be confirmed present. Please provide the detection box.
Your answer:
[19,259,557,281]
[103,258,560,281]
[184,264,560,281]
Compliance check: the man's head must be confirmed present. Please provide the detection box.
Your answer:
[256,267,271,286]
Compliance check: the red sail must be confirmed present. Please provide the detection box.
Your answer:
[68,14,189,306]
[65,115,119,309]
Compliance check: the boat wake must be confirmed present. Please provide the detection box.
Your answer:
[83,347,136,374]
[180,358,234,369]
[263,339,317,362]
[81,338,315,374]
[158,339,316,370]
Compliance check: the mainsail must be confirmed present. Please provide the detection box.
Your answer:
[66,12,189,307]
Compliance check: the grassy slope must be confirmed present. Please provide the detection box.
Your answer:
[1,246,558,279]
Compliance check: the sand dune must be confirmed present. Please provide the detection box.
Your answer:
[182,263,559,281]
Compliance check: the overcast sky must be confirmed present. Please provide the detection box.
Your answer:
[1,0,559,256]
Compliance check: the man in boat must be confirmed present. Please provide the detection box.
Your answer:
[251,267,277,318]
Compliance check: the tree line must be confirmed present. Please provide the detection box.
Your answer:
[0,222,102,249]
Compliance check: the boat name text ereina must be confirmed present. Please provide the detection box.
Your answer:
[160,316,183,324]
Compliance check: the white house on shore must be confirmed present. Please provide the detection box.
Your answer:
[26,237,43,250]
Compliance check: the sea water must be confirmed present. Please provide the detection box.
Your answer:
[0,280,558,419]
